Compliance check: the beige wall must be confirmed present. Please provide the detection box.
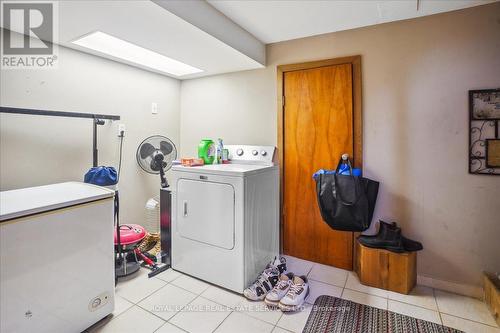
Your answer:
[180,3,500,286]
[1,31,181,226]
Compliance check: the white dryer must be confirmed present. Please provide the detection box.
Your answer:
[171,145,279,293]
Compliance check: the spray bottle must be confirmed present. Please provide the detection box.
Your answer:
[215,138,223,164]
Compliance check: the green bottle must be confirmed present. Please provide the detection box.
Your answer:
[198,139,215,164]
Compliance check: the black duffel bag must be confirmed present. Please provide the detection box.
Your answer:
[315,158,379,232]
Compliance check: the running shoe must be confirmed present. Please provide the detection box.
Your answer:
[243,256,287,300]
[264,272,294,308]
[243,266,280,300]
[278,275,309,312]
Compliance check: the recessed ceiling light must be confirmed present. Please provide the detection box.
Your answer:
[72,31,203,77]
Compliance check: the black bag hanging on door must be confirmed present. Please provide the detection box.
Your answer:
[315,157,379,232]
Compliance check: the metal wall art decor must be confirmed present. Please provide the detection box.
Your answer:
[469,88,500,175]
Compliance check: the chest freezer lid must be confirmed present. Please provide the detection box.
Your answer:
[0,182,115,221]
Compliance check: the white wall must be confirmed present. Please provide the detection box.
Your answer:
[180,3,500,287]
[180,68,275,156]
[1,31,181,226]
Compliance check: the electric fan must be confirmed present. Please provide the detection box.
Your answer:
[136,135,177,188]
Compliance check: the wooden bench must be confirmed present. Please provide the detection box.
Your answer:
[355,240,416,294]
[484,271,500,326]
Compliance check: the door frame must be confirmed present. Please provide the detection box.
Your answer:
[277,55,363,257]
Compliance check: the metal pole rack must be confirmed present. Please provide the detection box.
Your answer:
[0,106,120,167]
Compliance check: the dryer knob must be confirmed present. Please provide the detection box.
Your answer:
[236,149,244,156]
[260,150,267,156]
[252,150,258,156]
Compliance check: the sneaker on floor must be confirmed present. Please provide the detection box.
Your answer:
[270,255,287,274]
[264,272,294,308]
[243,266,280,301]
[278,275,309,312]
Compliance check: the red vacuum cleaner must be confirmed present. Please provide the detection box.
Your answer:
[134,248,164,275]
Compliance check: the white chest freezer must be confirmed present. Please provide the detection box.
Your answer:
[0,182,115,333]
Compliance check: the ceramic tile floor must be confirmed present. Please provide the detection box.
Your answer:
[87,255,499,333]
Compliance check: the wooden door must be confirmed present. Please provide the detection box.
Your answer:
[281,61,360,270]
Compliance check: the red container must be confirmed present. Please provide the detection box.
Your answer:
[114,224,146,246]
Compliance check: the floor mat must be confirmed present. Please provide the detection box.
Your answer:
[303,295,462,333]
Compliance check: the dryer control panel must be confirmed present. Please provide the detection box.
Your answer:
[225,145,276,165]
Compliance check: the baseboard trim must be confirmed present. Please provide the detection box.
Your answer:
[417,275,483,299]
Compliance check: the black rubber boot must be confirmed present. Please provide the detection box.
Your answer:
[383,220,423,252]
[402,236,423,252]
[358,221,406,253]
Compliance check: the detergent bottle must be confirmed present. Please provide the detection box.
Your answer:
[198,139,215,164]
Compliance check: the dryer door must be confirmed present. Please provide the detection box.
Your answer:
[176,179,235,250]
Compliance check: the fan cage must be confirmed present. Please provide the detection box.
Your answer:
[136,135,177,174]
